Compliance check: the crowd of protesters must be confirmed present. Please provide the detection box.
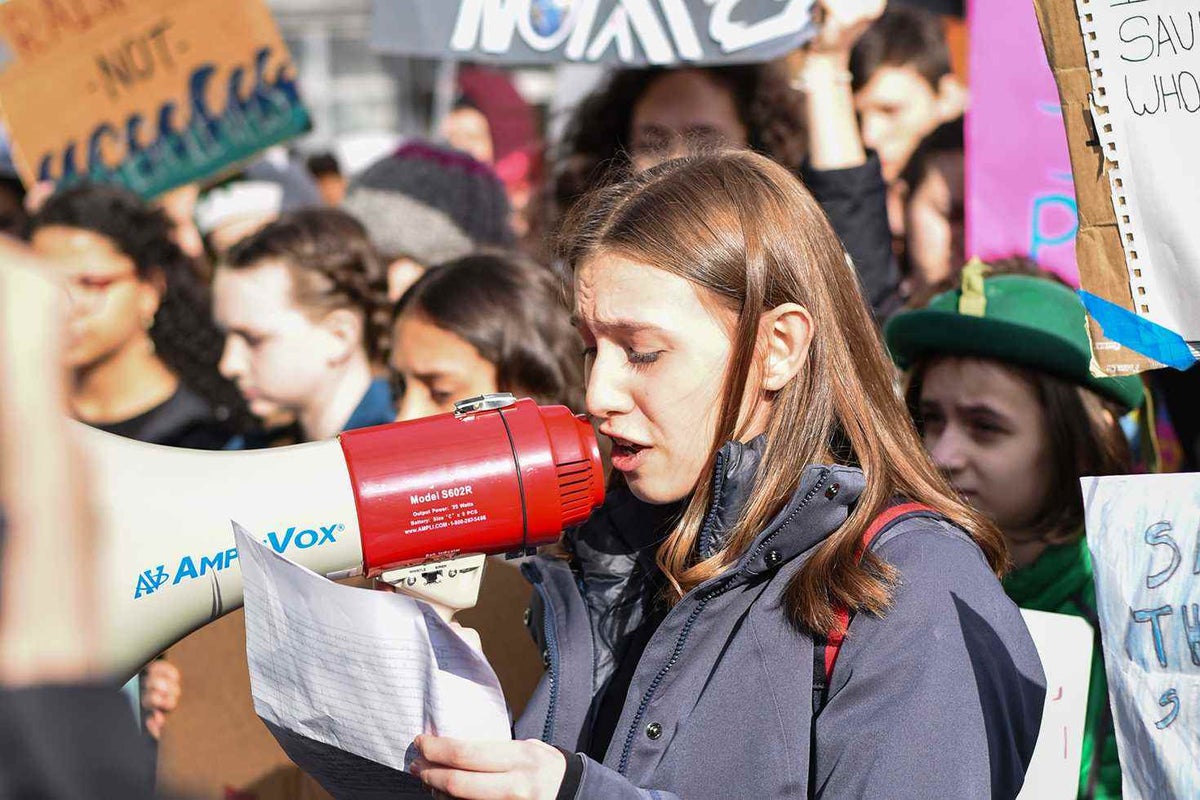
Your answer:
[3,1,1197,798]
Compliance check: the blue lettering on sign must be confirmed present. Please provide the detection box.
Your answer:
[132,523,344,599]
[1145,521,1182,589]
[1157,688,1180,730]
[37,46,310,199]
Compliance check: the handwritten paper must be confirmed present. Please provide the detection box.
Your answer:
[234,522,511,799]
[1082,473,1200,799]
[1016,610,1094,800]
[1076,0,1200,346]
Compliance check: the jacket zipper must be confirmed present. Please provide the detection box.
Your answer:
[696,449,727,560]
[532,575,559,743]
[616,468,829,775]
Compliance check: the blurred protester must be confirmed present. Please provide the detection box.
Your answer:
[306,151,348,207]
[214,207,393,443]
[29,185,245,452]
[390,251,584,715]
[0,237,160,799]
[550,0,901,319]
[887,262,1141,798]
[155,184,207,268]
[391,251,583,420]
[851,5,966,236]
[444,65,544,241]
[0,137,27,237]
[343,141,515,303]
[851,6,966,184]
[196,148,323,260]
[900,118,964,301]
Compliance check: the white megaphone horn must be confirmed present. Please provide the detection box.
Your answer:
[80,394,604,681]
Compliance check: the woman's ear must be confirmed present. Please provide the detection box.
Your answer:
[320,308,365,364]
[759,303,814,392]
[136,269,166,328]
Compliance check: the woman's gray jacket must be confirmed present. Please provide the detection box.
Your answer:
[515,439,1047,799]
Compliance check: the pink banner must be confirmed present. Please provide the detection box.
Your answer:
[966,0,1078,285]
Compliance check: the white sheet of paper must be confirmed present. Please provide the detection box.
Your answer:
[1016,609,1093,800]
[234,522,511,799]
[1083,473,1200,799]
[1076,0,1200,344]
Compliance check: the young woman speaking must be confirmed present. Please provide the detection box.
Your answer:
[409,151,1046,800]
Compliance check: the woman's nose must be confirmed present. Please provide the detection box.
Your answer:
[585,351,634,421]
[395,390,434,422]
[928,426,968,474]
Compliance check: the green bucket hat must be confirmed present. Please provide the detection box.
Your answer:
[884,264,1145,413]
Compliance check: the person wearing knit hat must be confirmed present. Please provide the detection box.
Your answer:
[341,140,515,302]
[885,258,1141,800]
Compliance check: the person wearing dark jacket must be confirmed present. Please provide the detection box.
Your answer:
[886,261,1143,798]
[407,151,1045,799]
[547,0,900,321]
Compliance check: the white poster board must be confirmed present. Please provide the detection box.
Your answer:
[1076,0,1200,349]
[1083,473,1200,799]
[1018,609,1094,800]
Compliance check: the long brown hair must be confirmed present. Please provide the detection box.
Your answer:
[561,151,1005,634]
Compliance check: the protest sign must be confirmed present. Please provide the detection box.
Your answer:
[0,0,311,199]
[966,0,1079,285]
[1017,609,1093,800]
[1033,0,1198,374]
[370,0,817,66]
[1073,0,1200,362]
[1082,473,1200,799]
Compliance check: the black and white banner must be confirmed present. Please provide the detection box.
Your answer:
[370,0,818,66]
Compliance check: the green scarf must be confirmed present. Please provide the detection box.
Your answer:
[1003,538,1121,799]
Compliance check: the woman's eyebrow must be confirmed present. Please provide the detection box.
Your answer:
[569,315,662,335]
[957,402,1011,422]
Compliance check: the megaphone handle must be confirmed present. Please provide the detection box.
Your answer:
[376,553,488,624]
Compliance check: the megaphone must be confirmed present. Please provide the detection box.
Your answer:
[80,394,604,680]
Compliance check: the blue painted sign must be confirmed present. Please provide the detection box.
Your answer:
[1083,473,1200,798]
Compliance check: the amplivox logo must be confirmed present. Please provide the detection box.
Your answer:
[132,523,345,599]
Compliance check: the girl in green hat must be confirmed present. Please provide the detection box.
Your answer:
[886,259,1142,799]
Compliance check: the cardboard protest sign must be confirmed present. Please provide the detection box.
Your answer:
[0,0,311,199]
[1032,0,1198,374]
[966,0,1079,285]
[370,0,817,66]
[1082,473,1200,799]
[1017,609,1093,800]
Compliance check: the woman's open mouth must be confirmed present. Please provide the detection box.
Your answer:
[607,435,649,472]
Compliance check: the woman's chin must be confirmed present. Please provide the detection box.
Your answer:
[625,476,688,506]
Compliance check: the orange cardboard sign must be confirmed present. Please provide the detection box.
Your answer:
[0,0,310,198]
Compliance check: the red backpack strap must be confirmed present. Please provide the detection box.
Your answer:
[816,502,943,699]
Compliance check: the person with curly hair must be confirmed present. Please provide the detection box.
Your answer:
[29,184,246,451]
[548,0,900,320]
[213,207,394,443]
